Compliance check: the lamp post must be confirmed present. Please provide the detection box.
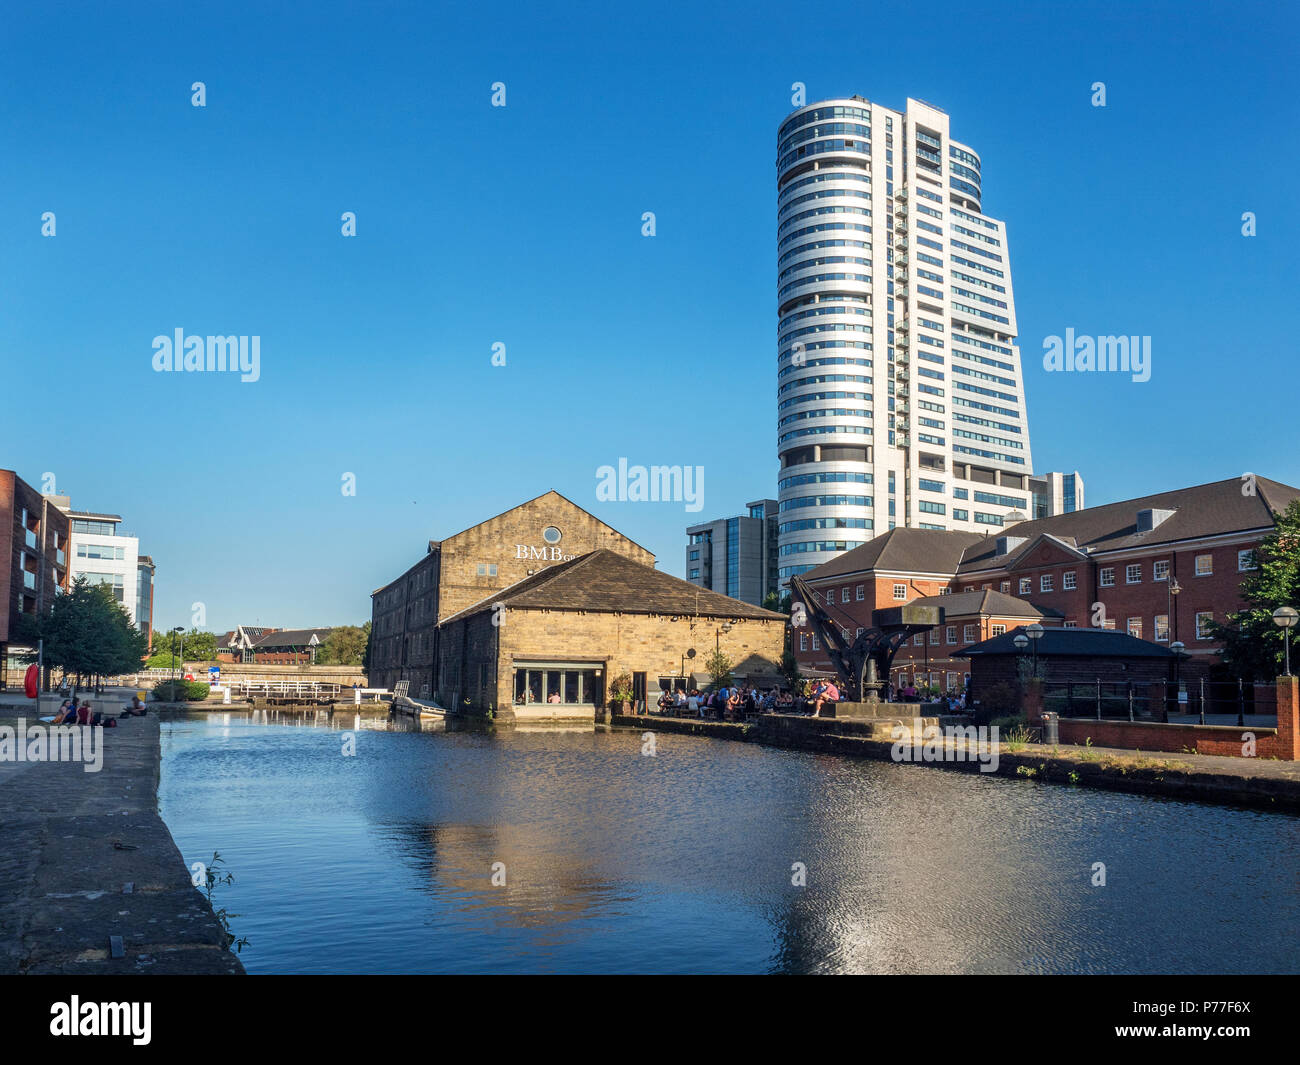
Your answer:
[1274,607,1299,677]
[1168,576,1182,643]
[1170,640,1185,723]
[172,626,184,694]
[1025,622,1044,676]
[716,622,732,654]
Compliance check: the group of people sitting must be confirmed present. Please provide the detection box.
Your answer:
[653,684,836,722]
[53,694,148,727]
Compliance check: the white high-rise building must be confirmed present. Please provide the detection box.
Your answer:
[776,95,1041,585]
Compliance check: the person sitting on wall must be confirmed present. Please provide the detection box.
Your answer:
[119,695,147,718]
[810,680,840,719]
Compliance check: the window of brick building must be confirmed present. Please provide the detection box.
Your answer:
[1195,554,1213,576]
[1127,617,1142,638]
[856,585,865,600]
[1126,563,1142,584]
[1063,571,1076,590]
[1154,560,1169,581]
[963,624,977,642]
[1238,549,1257,572]
[946,626,957,644]
[893,583,907,600]
[1019,577,1031,595]
[1195,612,1214,639]
[991,624,1006,636]
[1100,567,1115,587]
[1040,574,1053,592]
[1154,615,1169,641]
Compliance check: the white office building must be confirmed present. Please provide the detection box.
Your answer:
[777,95,1068,584]
[45,495,148,629]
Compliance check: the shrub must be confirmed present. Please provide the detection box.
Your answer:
[151,679,211,702]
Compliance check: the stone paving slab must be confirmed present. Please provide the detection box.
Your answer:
[0,710,244,974]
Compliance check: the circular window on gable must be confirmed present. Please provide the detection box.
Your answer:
[543,526,562,544]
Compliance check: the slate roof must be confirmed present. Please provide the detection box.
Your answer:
[252,627,331,649]
[956,476,1298,576]
[801,476,1299,583]
[439,550,786,626]
[956,627,1178,659]
[805,527,985,580]
[907,589,1058,619]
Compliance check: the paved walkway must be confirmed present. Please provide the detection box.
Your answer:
[0,709,243,974]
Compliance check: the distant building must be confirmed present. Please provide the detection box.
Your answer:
[685,499,779,606]
[44,494,155,633]
[1,470,70,687]
[136,555,155,650]
[1030,471,1084,519]
[215,626,330,664]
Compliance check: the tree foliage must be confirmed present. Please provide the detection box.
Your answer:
[1210,499,1300,680]
[316,623,369,666]
[703,648,733,688]
[151,627,217,662]
[41,577,149,679]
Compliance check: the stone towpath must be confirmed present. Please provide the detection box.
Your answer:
[0,710,243,974]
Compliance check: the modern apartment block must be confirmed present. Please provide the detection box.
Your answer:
[45,494,152,630]
[777,95,1074,585]
[685,499,780,606]
[1,470,70,687]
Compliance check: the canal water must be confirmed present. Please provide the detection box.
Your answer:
[157,712,1299,974]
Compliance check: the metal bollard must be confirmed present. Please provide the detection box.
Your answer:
[1042,711,1059,745]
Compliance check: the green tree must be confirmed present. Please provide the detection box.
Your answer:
[1210,499,1300,679]
[152,627,217,662]
[703,648,733,688]
[42,577,148,684]
[316,623,369,666]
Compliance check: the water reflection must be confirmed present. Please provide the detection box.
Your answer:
[156,712,1300,975]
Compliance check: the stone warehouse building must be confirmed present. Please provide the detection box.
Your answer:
[794,475,1300,686]
[369,491,655,695]
[436,550,787,723]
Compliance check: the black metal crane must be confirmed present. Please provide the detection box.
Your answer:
[788,574,945,701]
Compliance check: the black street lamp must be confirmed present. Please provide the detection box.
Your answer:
[171,626,184,694]
[1170,640,1185,722]
[1274,607,1299,677]
[1025,622,1044,675]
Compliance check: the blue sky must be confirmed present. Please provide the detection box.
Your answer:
[2,0,1296,633]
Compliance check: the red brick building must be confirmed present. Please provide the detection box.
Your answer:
[1,470,71,688]
[794,475,1299,688]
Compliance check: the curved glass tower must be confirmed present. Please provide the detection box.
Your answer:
[776,96,1033,584]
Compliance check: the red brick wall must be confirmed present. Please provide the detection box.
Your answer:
[1057,717,1286,759]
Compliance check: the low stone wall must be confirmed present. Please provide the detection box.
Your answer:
[1058,717,1282,758]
